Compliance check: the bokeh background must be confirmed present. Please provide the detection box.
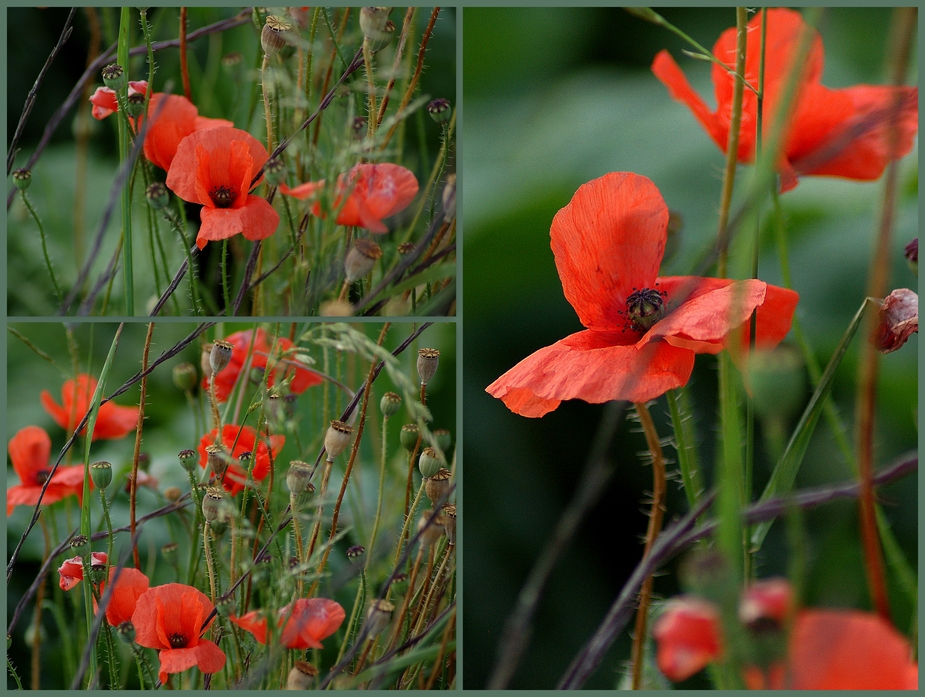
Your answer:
[463,7,917,689]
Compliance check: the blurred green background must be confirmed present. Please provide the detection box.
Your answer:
[462,7,917,689]
[7,320,456,688]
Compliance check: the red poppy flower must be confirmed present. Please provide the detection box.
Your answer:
[197,424,285,495]
[101,566,151,626]
[166,127,280,249]
[58,551,107,591]
[7,426,87,515]
[204,328,323,403]
[652,8,919,192]
[40,374,139,441]
[280,163,419,233]
[131,583,226,684]
[230,598,346,649]
[88,81,149,120]
[486,173,799,417]
[652,596,723,682]
[142,93,234,171]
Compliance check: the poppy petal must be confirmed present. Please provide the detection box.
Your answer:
[486,330,695,417]
[550,172,668,332]
[653,597,723,682]
[279,181,326,199]
[196,200,280,249]
[94,401,140,440]
[8,426,51,485]
[103,567,150,626]
[230,610,269,644]
[282,598,346,649]
[157,641,226,684]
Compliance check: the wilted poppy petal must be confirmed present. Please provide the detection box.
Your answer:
[486,330,695,417]
[875,288,918,353]
[551,172,667,332]
[653,596,723,682]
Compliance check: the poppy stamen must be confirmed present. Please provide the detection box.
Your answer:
[34,469,52,485]
[625,287,667,332]
[209,185,237,208]
[168,633,188,649]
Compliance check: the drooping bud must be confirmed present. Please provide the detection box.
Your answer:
[178,449,197,473]
[205,444,228,478]
[286,460,313,495]
[441,173,456,222]
[346,545,366,566]
[400,423,420,452]
[433,428,452,453]
[101,63,126,91]
[145,181,169,210]
[442,503,456,544]
[418,447,445,478]
[345,238,383,282]
[416,348,440,385]
[380,391,402,417]
[427,98,451,125]
[172,362,198,392]
[210,339,234,375]
[287,661,319,689]
[264,157,287,187]
[324,420,354,460]
[89,461,113,490]
[12,168,31,191]
[425,467,452,504]
[261,15,292,57]
[364,599,395,637]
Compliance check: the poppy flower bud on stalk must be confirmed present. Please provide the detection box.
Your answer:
[101,63,126,91]
[380,391,402,417]
[427,98,452,125]
[400,423,419,451]
[145,182,169,210]
[365,599,395,637]
[89,460,113,490]
[210,339,234,375]
[172,362,197,392]
[286,460,313,495]
[345,238,383,282]
[324,420,354,461]
[418,446,445,478]
[12,168,31,191]
[178,448,197,473]
[261,15,292,58]
[287,661,319,689]
[417,348,440,385]
[425,467,452,504]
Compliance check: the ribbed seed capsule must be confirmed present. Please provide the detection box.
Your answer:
[210,340,234,375]
[287,661,319,689]
[89,461,113,490]
[286,460,313,495]
[238,451,254,473]
[115,621,136,644]
[178,449,197,472]
[442,503,457,544]
[417,510,444,546]
[380,391,402,417]
[101,63,126,91]
[125,92,146,118]
[418,447,445,478]
[70,534,90,555]
[146,182,169,210]
[427,98,452,124]
[400,423,419,452]
[365,599,395,637]
[345,238,383,282]
[12,168,32,191]
[205,444,227,477]
[324,420,354,460]
[417,348,440,385]
[433,428,452,453]
[346,545,366,566]
[202,487,226,522]
[424,467,452,504]
[360,7,392,50]
[264,157,287,187]
[261,15,292,57]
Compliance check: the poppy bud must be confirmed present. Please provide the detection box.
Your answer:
[400,423,419,452]
[210,339,234,375]
[178,448,197,473]
[70,534,90,555]
[418,447,445,478]
[287,661,319,689]
[379,391,402,418]
[433,428,452,453]
[365,599,395,637]
[416,348,440,385]
[397,241,415,255]
[202,486,227,523]
[360,8,394,51]
[324,420,354,460]
[442,503,457,544]
[205,444,228,478]
[347,545,366,565]
[905,238,918,276]
[125,92,145,118]
[875,288,918,354]
[427,98,452,125]
[417,509,445,546]
[425,468,452,504]
[261,15,292,58]
[145,181,169,210]
[345,238,383,282]
[441,173,456,222]
[89,460,113,490]
[264,157,287,187]
[163,486,182,502]
[286,460,313,495]
[172,362,197,392]
[12,168,31,191]
[115,621,136,645]
[162,542,179,566]
[101,63,126,91]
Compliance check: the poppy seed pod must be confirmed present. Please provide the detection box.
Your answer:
[210,339,234,375]
[178,448,197,473]
[380,391,402,418]
[324,420,354,460]
[400,423,420,452]
[287,661,319,689]
[264,157,287,187]
[145,182,169,210]
[416,348,440,385]
[89,461,113,490]
[69,534,90,555]
[417,510,444,546]
[346,545,366,565]
[238,451,254,473]
[441,173,456,222]
[418,447,445,478]
[101,63,126,91]
[125,92,146,118]
[433,428,452,453]
[215,596,235,618]
[202,486,227,523]
[12,168,32,191]
[365,599,395,637]
[424,468,452,504]
[200,343,214,379]
[352,116,367,139]
[172,362,197,392]
[442,503,457,544]
[397,241,415,255]
[261,15,292,57]
[345,238,383,282]
[115,621,136,645]
[205,444,228,477]
[360,8,393,50]
[286,460,313,495]
[427,98,452,125]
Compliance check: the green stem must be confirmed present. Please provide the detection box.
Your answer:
[366,415,390,564]
[666,389,703,511]
[117,8,134,314]
[20,191,63,305]
[221,239,232,313]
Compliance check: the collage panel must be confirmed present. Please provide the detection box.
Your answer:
[7,320,457,688]
[463,6,917,691]
[8,7,456,317]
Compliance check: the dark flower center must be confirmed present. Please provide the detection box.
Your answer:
[35,469,51,485]
[209,185,237,208]
[622,287,667,332]
[169,633,188,649]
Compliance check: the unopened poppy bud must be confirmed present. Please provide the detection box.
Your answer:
[287,661,319,689]
[116,621,136,644]
[905,238,918,276]
[365,599,395,637]
[70,534,90,555]
[347,545,366,565]
[875,288,918,354]
[286,460,313,495]
[433,428,452,453]
[161,542,179,566]
[400,423,419,452]
[163,486,182,502]
[172,362,197,392]
[352,116,367,139]
[178,449,197,472]
[345,238,383,282]
[202,487,227,522]
[137,452,151,472]
[360,8,393,50]
[417,348,440,385]
[418,447,445,478]
[398,242,415,255]
[264,157,287,187]
[324,420,354,460]
[442,503,457,544]
[145,181,169,210]
[210,339,234,374]
[101,63,126,91]
[425,468,452,504]
[417,509,445,546]
[380,391,402,417]
[262,15,292,57]
[441,173,456,221]
[89,460,113,490]
[12,168,31,191]
[427,98,452,125]
[125,92,146,118]
[205,444,228,477]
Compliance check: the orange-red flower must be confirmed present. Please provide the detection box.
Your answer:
[166,127,280,249]
[652,596,722,683]
[58,551,107,591]
[131,583,226,684]
[7,426,87,515]
[280,163,419,233]
[142,93,234,171]
[89,81,149,120]
[652,8,919,192]
[197,424,285,495]
[204,328,324,403]
[231,598,346,649]
[41,374,139,441]
[101,566,150,626]
[486,173,798,417]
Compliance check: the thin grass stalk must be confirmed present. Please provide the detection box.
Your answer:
[129,322,155,569]
[117,8,134,314]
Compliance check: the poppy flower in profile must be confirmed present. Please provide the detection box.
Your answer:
[652,596,722,682]
[101,567,150,627]
[652,8,919,192]
[40,374,139,441]
[88,81,149,120]
[7,426,87,516]
[486,172,799,417]
[142,93,234,171]
[166,127,280,249]
[131,583,226,684]
[231,598,346,649]
[203,328,323,403]
[58,551,107,591]
[280,163,419,233]
[197,424,285,495]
